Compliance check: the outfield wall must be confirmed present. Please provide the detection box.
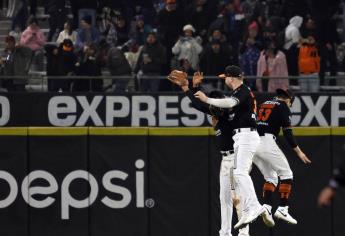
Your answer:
[0,127,344,236]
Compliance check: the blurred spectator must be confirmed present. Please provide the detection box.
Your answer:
[76,15,100,50]
[57,20,78,45]
[283,16,303,84]
[125,43,143,71]
[74,43,103,92]
[262,17,285,49]
[240,21,262,90]
[101,17,117,47]
[47,39,77,92]
[115,15,130,46]
[172,24,203,71]
[208,29,227,45]
[200,39,228,76]
[256,42,289,92]
[186,0,216,41]
[298,35,320,92]
[9,0,28,31]
[107,46,132,92]
[0,36,32,91]
[45,0,66,41]
[129,15,152,46]
[135,32,166,92]
[157,0,185,72]
[9,26,22,45]
[20,16,46,71]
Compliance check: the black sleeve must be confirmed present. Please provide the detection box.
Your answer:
[330,161,345,189]
[282,128,298,148]
[185,89,212,115]
[231,87,248,105]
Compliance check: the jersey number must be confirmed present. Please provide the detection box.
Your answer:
[258,108,272,121]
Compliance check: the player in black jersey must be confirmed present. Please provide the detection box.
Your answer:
[194,65,273,230]
[253,88,311,225]
[173,72,250,236]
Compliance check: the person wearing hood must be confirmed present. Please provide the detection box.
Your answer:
[172,24,203,71]
[283,16,303,85]
[135,32,166,92]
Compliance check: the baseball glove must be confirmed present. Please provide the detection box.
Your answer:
[192,71,204,87]
[167,70,188,87]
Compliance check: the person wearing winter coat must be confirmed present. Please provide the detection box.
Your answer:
[257,44,289,92]
[107,46,132,92]
[172,24,203,71]
[135,32,166,92]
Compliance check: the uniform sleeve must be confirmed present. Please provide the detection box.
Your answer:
[280,103,298,148]
[185,89,212,114]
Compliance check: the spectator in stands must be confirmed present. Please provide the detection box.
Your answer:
[256,42,289,92]
[186,0,216,42]
[129,15,152,46]
[200,39,229,76]
[208,29,227,46]
[283,15,303,85]
[135,32,166,92]
[115,15,130,46]
[56,20,78,45]
[0,36,32,91]
[298,35,320,92]
[48,39,77,92]
[157,0,185,73]
[172,24,203,71]
[9,0,28,31]
[20,16,46,71]
[107,46,132,92]
[45,0,66,41]
[73,43,102,92]
[76,15,100,50]
[240,21,262,90]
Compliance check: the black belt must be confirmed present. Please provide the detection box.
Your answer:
[233,127,256,135]
[259,133,277,140]
[221,150,234,156]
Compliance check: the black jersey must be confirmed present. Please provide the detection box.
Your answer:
[228,84,257,129]
[257,99,291,137]
[185,89,234,152]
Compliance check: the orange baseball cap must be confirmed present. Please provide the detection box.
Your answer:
[166,0,176,3]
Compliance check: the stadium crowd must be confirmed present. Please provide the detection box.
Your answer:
[0,0,343,92]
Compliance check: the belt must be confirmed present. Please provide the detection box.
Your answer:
[259,133,276,140]
[220,150,234,157]
[233,127,256,135]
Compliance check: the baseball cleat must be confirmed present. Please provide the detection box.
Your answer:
[243,205,266,225]
[234,215,249,230]
[261,204,275,227]
[274,206,297,224]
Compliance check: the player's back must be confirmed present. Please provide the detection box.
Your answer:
[257,99,291,137]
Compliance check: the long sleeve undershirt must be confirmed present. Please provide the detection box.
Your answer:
[205,97,239,108]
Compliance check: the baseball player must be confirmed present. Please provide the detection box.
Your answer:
[253,88,311,225]
[194,65,273,230]
[167,70,250,236]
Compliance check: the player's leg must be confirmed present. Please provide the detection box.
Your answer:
[233,132,264,229]
[219,159,234,236]
[232,189,250,236]
[267,140,297,224]
[252,153,277,227]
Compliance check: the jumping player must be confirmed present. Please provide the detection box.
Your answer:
[253,88,311,225]
[167,70,250,236]
[194,65,273,229]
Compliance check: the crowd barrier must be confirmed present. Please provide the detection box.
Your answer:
[0,127,344,236]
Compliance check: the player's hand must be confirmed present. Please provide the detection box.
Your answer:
[194,91,208,102]
[192,71,203,87]
[318,186,335,207]
[297,151,311,164]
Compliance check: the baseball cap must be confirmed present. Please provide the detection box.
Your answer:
[166,0,176,4]
[219,65,243,79]
[276,88,295,103]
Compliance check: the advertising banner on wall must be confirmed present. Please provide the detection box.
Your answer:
[0,93,345,127]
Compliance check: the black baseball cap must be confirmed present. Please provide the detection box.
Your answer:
[276,88,295,103]
[219,65,243,79]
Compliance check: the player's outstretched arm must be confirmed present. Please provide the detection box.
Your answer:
[293,146,311,164]
[194,91,238,108]
[283,128,311,164]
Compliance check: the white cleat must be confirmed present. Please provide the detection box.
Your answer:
[261,204,275,227]
[234,215,249,230]
[243,205,266,225]
[274,206,297,225]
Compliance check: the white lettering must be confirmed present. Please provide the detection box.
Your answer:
[48,96,77,126]
[105,96,130,126]
[159,96,179,126]
[331,96,345,126]
[0,171,18,208]
[131,96,156,126]
[0,96,10,126]
[301,96,328,126]
[180,97,205,126]
[76,96,104,126]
